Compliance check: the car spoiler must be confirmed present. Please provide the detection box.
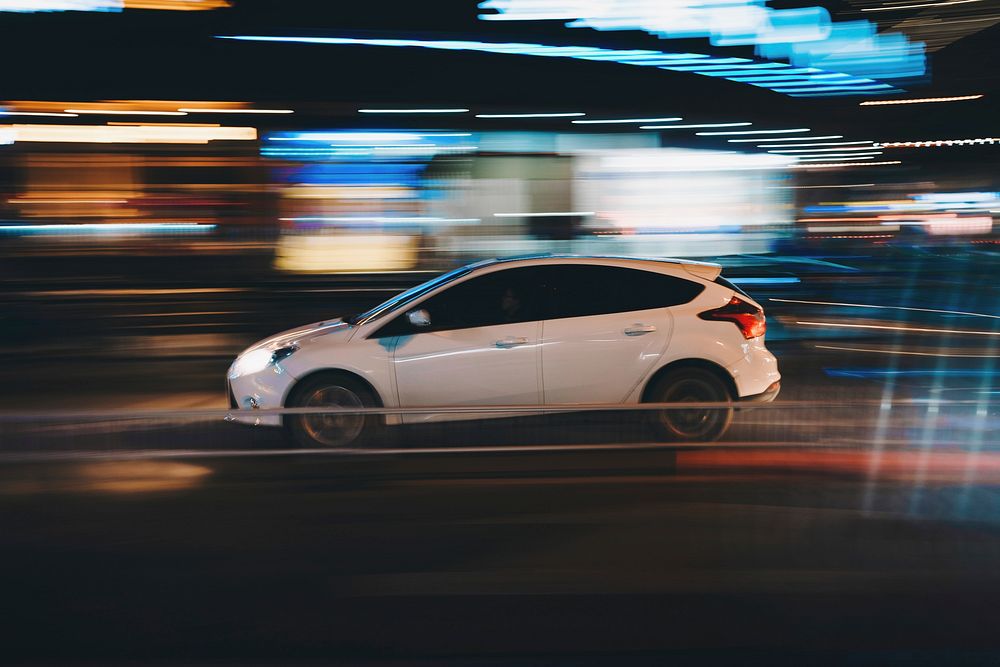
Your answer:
[680,260,723,281]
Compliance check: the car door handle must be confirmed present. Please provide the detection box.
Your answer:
[624,324,657,336]
[495,336,529,348]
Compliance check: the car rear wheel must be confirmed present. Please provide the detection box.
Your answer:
[285,373,379,448]
[646,367,734,442]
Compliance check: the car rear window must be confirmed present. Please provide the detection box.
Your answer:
[542,265,705,320]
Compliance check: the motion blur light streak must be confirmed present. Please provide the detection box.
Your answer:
[758,141,874,148]
[797,156,880,161]
[178,108,294,114]
[572,117,682,124]
[217,36,905,97]
[124,0,229,8]
[697,128,811,136]
[357,108,470,114]
[281,217,481,225]
[861,0,983,11]
[776,183,875,188]
[0,111,79,117]
[476,112,585,118]
[768,146,881,153]
[271,132,424,142]
[478,0,925,86]
[2,124,257,143]
[860,95,983,105]
[0,0,120,11]
[65,109,189,116]
[494,212,595,217]
[772,298,1000,320]
[878,138,999,147]
[728,135,843,142]
[816,345,1000,358]
[796,321,1000,336]
[0,223,216,235]
[9,199,128,204]
[729,277,801,284]
[640,122,752,129]
[789,160,901,168]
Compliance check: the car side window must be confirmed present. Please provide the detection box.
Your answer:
[372,267,548,337]
[541,265,704,319]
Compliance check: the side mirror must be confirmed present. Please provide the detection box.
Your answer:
[407,308,431,328]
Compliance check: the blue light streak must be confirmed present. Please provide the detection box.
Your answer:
[479,0,925,85]
[217,35,906,98]
[0,0,121,12]
[0,223,215,235]
[729,277,801,285]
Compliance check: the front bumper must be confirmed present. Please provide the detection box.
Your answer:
[225,365,297,427]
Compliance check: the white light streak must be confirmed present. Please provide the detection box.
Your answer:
[860,95,983,105]
[572,117,682,124]
[772,298,1000,319]
[797,155,880,161]
[768,146,882,153]
[179,108,294,114]
[697,128,811,136]
[796,321,1000,336]
[862,0,983,12]
[757,141,874,148]
[789,161,901,168]
[494,211,594,217]
[728,135,843,143]
[771,183,875,188]
[475,112,585,118]
[357,108,469,114]
[816,345,1000,358]
[640,122,751,129]
[65,109,188,116]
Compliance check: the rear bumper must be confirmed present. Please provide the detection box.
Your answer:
[739,380,781,404]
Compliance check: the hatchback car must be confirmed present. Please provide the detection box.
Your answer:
[227,255,780,447]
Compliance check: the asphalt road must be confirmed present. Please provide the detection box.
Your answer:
[3,445,1000,665]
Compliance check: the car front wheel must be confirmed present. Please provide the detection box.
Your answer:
[284,373,379,448]
[646,367,734,442]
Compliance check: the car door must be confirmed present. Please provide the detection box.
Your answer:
[372,266,546,423]
[539,264,703,404]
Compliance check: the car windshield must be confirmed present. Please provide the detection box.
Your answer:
[343,265,474,326]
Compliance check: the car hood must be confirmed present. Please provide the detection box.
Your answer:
[246,318,354,353]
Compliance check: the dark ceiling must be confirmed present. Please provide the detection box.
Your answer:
[1,0,997,150]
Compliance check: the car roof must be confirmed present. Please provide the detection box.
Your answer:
[465,253,724,281]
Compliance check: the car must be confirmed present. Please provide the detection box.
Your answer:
[226,255,781,447]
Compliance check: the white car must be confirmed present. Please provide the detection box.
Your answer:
[227,255,780,447]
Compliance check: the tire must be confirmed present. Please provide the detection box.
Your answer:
[646,367,734,442]
[284,373,379,448]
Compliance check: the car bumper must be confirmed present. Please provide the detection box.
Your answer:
[739,380,781,404]
[225,366,297,427]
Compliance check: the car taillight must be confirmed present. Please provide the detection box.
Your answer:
[698,296,766,339]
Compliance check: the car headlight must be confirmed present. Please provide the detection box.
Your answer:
[228,345,298,380]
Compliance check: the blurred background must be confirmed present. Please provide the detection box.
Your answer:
[2,2,1000,665]
[0,1,997,414]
